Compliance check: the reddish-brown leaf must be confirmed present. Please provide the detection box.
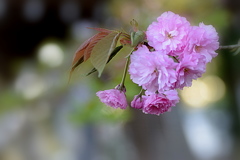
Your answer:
[83,32,110,61]
[87,27,112,33]
[69,28,113,81]
[72,28,112,66]
[71,38,91,66]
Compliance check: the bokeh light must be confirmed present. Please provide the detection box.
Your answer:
[201,75,226,103]
[38,43,64,68]
[14,72,46,100]
[182,111,232,160]
[180,75,226,108]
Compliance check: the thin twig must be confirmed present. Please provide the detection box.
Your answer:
[219,44,240,49]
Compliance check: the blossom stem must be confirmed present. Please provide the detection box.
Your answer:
[219,44,240,49]
[138,88,144,96]
[119,56,130,90]
[119,48,135,90]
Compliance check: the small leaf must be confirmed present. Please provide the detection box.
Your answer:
[86,45,123,76]
[91,31,122,77]
[131,30,145,47]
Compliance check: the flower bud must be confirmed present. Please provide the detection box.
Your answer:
[131,30,145,47]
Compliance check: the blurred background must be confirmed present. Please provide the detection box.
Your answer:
[0,0,240,160]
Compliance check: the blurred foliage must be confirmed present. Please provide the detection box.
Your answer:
[0,89,24,114]
[70,100,131,124]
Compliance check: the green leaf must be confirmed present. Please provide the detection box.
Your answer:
[86,45,123,76]
[131,30,145,47]
[91,31,122,77]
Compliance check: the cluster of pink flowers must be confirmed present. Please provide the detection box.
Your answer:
[96,11,219,115]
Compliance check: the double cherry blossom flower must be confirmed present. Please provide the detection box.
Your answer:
[97,11,219,115]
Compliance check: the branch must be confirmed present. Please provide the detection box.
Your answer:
[219,44,240,49]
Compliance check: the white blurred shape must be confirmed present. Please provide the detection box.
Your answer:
[15,72,46,100]
[23,0,45,22]
[183,111,230,160]
[0,111,26,149]
[38,43,64,67]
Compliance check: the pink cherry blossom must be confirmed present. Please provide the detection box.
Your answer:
[129,45,178,93]
[155,53,178,92]
[131,95,146,109]
[96,88,128,109]
[128,45,159,92]
[185,23,219,63]
[175,53,206,89]
[143,90,179,115]
[146,11,191,53]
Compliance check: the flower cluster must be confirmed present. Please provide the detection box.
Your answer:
[96,11,219,115]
